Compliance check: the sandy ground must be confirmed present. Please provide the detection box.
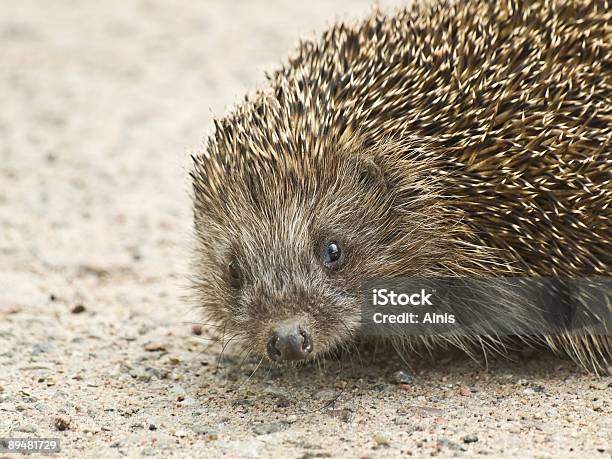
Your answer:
[0,1,610,457]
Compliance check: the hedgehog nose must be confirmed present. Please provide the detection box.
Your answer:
[266,323,313,362]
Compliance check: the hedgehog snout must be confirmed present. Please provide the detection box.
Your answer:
[266,320,313,362]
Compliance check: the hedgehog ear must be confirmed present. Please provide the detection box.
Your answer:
[355,156,388,190]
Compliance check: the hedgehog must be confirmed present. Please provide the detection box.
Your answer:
[190,0,611,373]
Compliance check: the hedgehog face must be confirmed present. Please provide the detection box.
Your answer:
[192,142,446,363]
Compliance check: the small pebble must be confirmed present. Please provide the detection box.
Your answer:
[82,425,101,434]
[174,430,188,438]
[373,434,390,446]
[144,342,167,352]
[205,432,219,441]
[54,416,71,431]
[252,421,288,435]
[462,435,478,444]
[171,386,186,402]
[191,324,203,335]
[391,370,414,385]
[532,384,545,393]
[31,343,51,356]
[71,304,86,314]
[437,438,460,451]
[592,400,603,412]
[459,386,471,397]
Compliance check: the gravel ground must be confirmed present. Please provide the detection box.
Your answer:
[1,1,610,457]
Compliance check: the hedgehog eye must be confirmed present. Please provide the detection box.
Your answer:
[323,241,342,265]
[228,259,241,288]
